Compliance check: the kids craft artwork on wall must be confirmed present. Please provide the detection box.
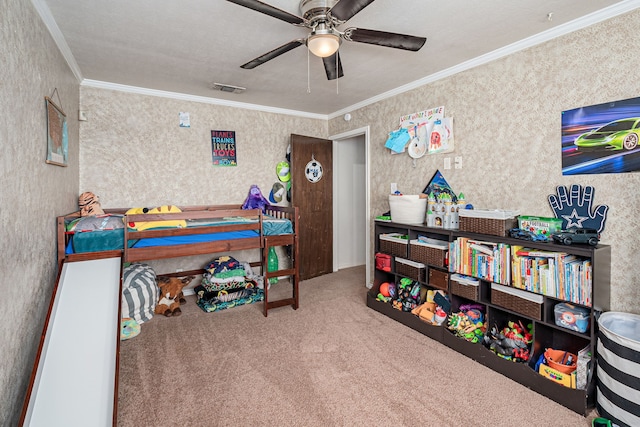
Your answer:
[398,106,454,157]
[211,130,237,166]
[561,95,640,175]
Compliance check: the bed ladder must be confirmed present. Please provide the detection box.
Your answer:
[262,235,299,317]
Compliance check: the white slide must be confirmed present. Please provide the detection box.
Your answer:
[22,257,121,427]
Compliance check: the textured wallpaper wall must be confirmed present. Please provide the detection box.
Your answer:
[79,87,327,272]
[1,0,80,424]
[329,9,640,314]
[6,4,640,423]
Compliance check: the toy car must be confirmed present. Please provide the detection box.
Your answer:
[550,227,600,246]
[508,228,548,242]
[574,117,640,151]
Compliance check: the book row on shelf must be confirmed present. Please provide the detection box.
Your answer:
[448,237,592,307]
[511,245,592,306]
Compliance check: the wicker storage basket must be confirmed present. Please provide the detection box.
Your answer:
[428,269,449,291]
[450,274,479,301]
[395,257,426,282]
[458,209,519,237]
[491,283,542,320]
[379,233,408,257]
[410,239,448,268]
[458,216,518,237]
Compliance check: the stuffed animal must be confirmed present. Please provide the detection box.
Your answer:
[155,275,195,317]
[78,191,105,216]
[242,184,270,213]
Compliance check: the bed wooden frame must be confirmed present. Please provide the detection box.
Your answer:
[22,204,299,425]
[56,204,300,316]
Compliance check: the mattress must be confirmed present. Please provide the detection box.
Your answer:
[66,216,293,254]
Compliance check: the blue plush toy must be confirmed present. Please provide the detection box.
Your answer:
[242,184,270,213]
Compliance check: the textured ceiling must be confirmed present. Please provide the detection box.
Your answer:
[38,0,635,116]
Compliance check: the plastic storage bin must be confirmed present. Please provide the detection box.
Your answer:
[554,303,589,333]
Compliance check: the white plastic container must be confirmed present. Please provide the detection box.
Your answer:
[389,194,427,225]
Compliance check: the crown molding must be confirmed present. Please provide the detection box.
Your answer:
[31,0,83,81]
[80,80,328,120]
[33,0,640,120]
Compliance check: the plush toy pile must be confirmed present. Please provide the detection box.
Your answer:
[242,184,270,213]
[155,275,195,317]
[78,191,105,216]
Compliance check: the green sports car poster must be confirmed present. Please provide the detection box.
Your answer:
[562,96,640,175]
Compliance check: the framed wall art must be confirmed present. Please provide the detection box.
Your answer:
[211,130,237,166]
[561,96,640,175]
[45,95,68,167]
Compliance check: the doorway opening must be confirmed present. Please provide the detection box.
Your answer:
[329,126,371,287]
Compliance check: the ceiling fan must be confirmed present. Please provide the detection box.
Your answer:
[226,0,427,80]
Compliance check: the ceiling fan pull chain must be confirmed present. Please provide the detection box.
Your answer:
[307,47,311,93]
[336,50,339,94]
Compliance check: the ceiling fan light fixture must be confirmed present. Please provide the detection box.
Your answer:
[307,28,341,57]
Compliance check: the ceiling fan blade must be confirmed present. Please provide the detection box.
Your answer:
[345,28,426,51]
[241,40,305,69]
[329,0,376,22]
[226,0,304,25]
[322,52,344,80]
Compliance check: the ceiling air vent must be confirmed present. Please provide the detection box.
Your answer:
[211,83,246,94]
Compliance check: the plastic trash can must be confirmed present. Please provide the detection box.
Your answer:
[596,312,640,427]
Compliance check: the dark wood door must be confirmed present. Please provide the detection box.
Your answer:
[291,134,333,280]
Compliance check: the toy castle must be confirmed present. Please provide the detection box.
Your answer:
[426,192,466,229]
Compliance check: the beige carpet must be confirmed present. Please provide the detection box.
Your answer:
[117,266,596,426]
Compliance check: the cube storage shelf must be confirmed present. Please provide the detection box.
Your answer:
[370,220,611,415]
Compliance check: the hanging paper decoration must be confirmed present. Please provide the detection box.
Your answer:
[305,156,323,183]
[398,106,454,156]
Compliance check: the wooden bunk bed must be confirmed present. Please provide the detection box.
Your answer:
[56,204,300,316]
[21,204,299,425]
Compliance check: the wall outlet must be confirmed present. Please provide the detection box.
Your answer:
[455,156,463,169]
[390,183,398,194]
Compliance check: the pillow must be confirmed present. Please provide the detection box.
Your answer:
[126,205,187,231]
[122,263,158,324]
[70,214,124,232]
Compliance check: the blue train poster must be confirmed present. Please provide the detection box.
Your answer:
[211,130,237,167]
[561,96,640,175]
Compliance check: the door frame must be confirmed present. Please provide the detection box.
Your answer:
[329,126,371,287]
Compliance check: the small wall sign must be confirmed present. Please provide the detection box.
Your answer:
[211,130,237,166]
